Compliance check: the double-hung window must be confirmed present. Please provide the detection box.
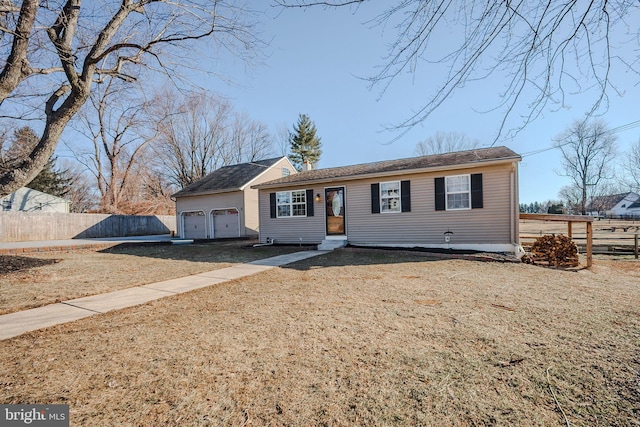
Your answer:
[435,173,482,211]
[276,190,306,217]
[371,181,411,214]
[380,181,401,213]
[446,175,471,210]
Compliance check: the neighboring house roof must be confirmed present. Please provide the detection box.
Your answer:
[626,198,640,209]
[172,157,288,198]
[586,193,637,211]
[254,146,520,189]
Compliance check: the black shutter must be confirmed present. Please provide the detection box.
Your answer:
[435,177,445,211]
[371,183,380,214]
[306,189,314,217]
[401,180,411,212]
[471,173,483,209]
[270,193,277,218]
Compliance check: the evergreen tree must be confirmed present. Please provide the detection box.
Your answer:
[1,126,38,166]
[1,126,72,198]
[288,114,322,170]
[27,156,73,198]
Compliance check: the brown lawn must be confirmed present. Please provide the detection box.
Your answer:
[1,248,639,426]
[0,240,303,315]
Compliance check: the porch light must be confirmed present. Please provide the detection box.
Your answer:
[315,193,322,203]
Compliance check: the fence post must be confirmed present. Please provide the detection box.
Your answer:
[635,233,638,260]
[586,221,593,268]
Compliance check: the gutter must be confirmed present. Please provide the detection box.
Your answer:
[172,188,241,199]
[252,156,522,190]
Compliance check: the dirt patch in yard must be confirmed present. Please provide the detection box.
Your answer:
[0,240,305,315]
[1,248,639,426]
[0,255,60,274]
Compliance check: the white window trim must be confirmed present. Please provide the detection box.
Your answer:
[276,189,307,218]
[380,180,401,214]
[445,174,471,211]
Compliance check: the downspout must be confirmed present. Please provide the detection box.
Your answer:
[253,237,274,247]
[511,162,524,256]
[510,165,515,247]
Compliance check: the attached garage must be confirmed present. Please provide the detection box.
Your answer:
[172,157,297,240]
[182,211,207,239]
[212,208,240,238]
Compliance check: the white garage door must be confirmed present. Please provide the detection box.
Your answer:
[213,209,240,238]
[183,211,207,239]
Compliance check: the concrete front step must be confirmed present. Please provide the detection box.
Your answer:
[317,239,347,251]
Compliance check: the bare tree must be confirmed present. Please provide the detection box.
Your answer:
[414,131,479,156]
[558,185,583,215]
[151,90,233,188]
[151,89,275,188]
[279,1,639,141]
[222,112,274,165]
[71,77,160,213]
[555,120,617,214]
[274,123,291,157]
[135,171,177,215]
[57,159,97,213]
[0,1,262,197]
[621,139,640,192]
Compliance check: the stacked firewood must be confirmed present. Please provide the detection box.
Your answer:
[529,234,579,267]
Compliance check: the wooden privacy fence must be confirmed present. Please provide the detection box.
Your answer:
[0,212,176,242]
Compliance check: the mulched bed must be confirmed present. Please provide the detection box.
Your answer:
[0,255,60,275]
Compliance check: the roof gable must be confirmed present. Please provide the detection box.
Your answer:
[254,146,520,189]
[587,192,640,211]
[172,157,287,198]
[628,198,640,209]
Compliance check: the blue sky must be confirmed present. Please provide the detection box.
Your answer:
[200,3,640,205]
[63,2,638,205]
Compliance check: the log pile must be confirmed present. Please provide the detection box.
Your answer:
[528,234,579,267]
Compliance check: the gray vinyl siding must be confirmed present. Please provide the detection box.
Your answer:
[176,192,245,238]
[258,187,325,244]
[258,162,517,247]
[347,164,514,245]
[244,158,296,237]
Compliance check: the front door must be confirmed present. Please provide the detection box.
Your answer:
[325,187,346,236]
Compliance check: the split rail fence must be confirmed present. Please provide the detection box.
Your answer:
[520,215,639,263]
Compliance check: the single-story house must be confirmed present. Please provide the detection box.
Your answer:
[253,146,522,253]
[172,157,296,239]
[1,187,70,213]
[586,192,640,218]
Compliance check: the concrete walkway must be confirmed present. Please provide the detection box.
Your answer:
[0,250,328,341]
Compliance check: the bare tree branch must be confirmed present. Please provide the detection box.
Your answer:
[278,1,639,142]
[554,119,618,214]
[0,1,263,196]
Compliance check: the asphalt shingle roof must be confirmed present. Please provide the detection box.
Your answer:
[254,146,520,189]
[172,157,285,198]
[586,193,632,211]
[628,198,640,209]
